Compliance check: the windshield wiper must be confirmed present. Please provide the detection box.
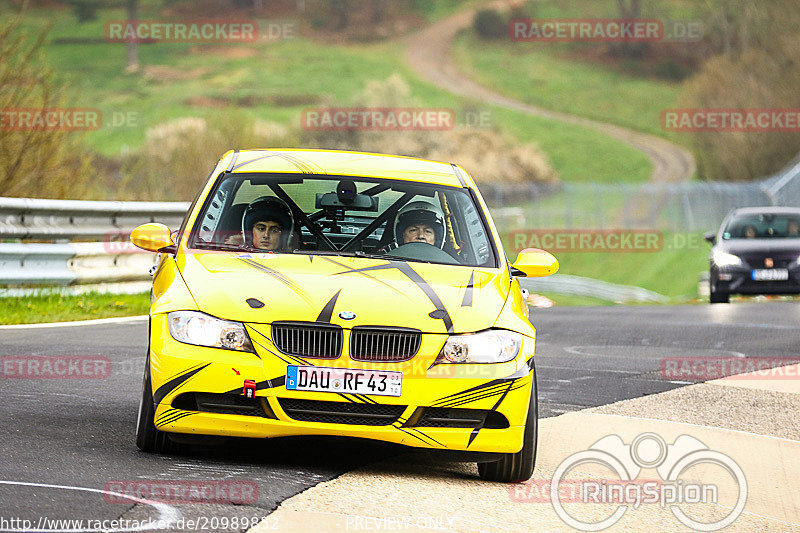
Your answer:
[193,242,259,253]
[292,250,388,260]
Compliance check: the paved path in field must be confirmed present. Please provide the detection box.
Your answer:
[404,1,696,184]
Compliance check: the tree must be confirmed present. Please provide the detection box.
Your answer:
[0,18,93,198]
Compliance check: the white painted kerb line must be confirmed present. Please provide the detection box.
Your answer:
[0,480,180,532]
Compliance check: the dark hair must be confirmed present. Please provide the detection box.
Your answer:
[242,196,294,250]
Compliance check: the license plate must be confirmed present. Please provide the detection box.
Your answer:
[751,269,789,281]
[285,365,402,397]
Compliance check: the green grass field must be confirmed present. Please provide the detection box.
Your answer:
[4,3,654,184]
[453,0,699,139]
[0,292,150,325]
[504,231,710,299]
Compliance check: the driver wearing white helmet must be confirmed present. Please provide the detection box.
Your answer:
[388,200,446,250]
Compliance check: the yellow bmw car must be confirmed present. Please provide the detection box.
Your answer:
[131,149,558,482]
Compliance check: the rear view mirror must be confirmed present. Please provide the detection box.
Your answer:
[511,248,559,278]
[315,192,379,212]
[704,232,716,245]
[131,223,175,253]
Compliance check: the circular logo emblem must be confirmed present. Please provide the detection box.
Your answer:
[338,311,356,320]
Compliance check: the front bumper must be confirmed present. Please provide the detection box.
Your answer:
[148,315,535,453]
[711,264,800,295]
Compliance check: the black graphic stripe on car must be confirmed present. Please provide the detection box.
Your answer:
[316,289,341,323]
[334,261,454,333]
[156,411,195,428]
[238,258,313,305]
[440,382,527,409]
[153,363,211,406]
[323,257,408,295]
[462,271,474,307]
[467,382,516,447]
[431,380,511,406]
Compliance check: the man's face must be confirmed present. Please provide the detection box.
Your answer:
[788,221,799,235]
[403,223,435,245]
[252,220,283,250]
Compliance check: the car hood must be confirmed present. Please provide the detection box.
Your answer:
[716,239,800,256]
[178,252,510,334]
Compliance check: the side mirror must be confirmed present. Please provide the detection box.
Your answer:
[511,248,559,278]
[130,223,175,253]
[704,232,716,245]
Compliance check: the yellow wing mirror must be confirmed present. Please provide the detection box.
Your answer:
[130,223,175,253]
[511,248,559,278]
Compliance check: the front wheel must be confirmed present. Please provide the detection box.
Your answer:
[710,289,729,304]
[477,376,538,482]
[136,356,177,454]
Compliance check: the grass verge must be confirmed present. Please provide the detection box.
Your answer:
[0,292,150,325]
[3,4,652,184]
[452,0,693,141]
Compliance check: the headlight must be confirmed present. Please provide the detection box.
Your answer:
[167,311,254,353]
[712,251,742,267]
[437,329,522,364]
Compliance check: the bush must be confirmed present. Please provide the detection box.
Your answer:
[303,75,559,186]
[119,113,298,200]
[652,60,690,81]
[473,9,507,40]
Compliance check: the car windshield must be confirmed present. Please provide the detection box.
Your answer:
[723,213,800,239]
[187,173,497,268]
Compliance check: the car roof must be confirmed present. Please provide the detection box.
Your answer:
[730,206,800,216]
[221,149,466,187]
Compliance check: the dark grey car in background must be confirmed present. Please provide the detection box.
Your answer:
[705,207,800,303]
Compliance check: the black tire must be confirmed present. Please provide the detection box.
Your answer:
[710,290,729,304]
[135,355,177,454]
[477,375,538,483]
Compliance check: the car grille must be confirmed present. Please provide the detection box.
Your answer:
[272,322,343,359]
[278,398,406,426]
[172,392,276,418]
[739,253,799,269]
[349,327,421,362]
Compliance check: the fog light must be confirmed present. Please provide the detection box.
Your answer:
[718,273,733,281]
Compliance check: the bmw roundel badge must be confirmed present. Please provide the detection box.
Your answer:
[338,311,356,320]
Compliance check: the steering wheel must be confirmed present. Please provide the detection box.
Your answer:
[385,242,460,264]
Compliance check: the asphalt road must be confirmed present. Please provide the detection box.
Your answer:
[1,302,798,531]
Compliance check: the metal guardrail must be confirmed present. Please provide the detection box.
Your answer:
[519,274,668,304]
[0,197,188,286]
[0,197,188,240]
